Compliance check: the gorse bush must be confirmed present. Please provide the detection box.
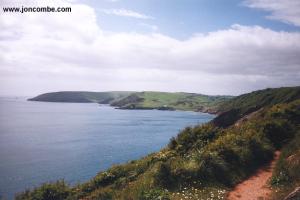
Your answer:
[170,124,219,154]
[15,180,72,200]
[269,127,300,199]
[262,120,294,148]
[138,189,170,200]
[271,132,300,186]
[153,162,173,188]
[195,151,231,184]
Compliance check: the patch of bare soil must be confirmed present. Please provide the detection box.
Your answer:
[227,151,280,200]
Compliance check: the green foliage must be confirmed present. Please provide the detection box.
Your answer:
[269,127,300,199]
[168,137,177,150]
[153,162,173,188]
[261,120,294,148]
[195,151,231,184]
[170,124,219,154]
[15,180,72,200]
[138,189,170,200]
[82,187,114,200]
[214,86,300,127]
[271,132,300,186]
[217,87,300,114]
[168,99,299,188]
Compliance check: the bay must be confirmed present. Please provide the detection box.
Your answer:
[0,97,214,199]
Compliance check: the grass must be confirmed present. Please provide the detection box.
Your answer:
[217,86,300,114]
[111,91,231,112]
[213,86,300,127]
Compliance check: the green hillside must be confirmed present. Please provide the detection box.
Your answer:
[111,91,232,112]
[18,87,300,200]
[217,86,300,113]
[29,91,232,112]
[28,91,133,103]
[213,86,300,127]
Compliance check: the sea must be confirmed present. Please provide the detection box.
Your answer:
[0,97,214,199]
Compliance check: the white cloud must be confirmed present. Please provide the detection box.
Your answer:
[139,23,158,32]
[244,0,300,27]
[102,9,154,19]
[0,0,299,96]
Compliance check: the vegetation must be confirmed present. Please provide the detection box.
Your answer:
[29,91,232,112]
[18,87,300,200]
[270,130,300,199]
[111,91,232,112]
[28,91,133,103]
[15,181,72,200]
[213,86,300,127]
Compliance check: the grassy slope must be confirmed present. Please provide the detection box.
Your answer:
[270,130,300,199]
[28,91,133,103]
[111,91,232,112]
[213,86,300,127]
[217,87,300,113]
[17,87,300,200]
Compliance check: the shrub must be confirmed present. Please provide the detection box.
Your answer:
[84,187,113,200]
[195,151,230,184]
[15,180,72,200]
[271,132,300,186]
[168,137,177,150]
[262,120,294,148]
[138,189,170,200]
[153,162,173,188]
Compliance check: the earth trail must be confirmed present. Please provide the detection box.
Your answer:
[227,151,280,200]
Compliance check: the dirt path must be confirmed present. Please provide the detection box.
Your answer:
[227,151,280,200]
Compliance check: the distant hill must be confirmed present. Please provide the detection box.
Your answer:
[18,86,300,200]
[29,91,233,112]
[111,91,232,112]
[28,91,133,104]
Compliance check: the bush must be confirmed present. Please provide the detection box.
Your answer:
[138,189,170,200]
[271,132,300,186]
[168,137,177,150]
[84,187,113,200]
[174,124,219,154]
[153,162,173,188]
[262,120,294,148]
[195,151,231,184]
[15,180,72,200]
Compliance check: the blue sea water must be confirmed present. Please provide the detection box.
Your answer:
[0,97,214,199]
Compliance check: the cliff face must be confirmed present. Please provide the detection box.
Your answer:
[18,87,300,200]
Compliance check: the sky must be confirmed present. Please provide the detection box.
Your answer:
[0,0,300,96]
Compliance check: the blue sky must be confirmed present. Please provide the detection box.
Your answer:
[1,0,300,95]
[81,0,300,39]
